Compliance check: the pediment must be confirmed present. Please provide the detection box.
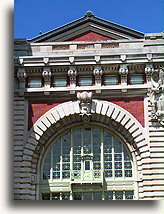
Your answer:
[29,12,144,43]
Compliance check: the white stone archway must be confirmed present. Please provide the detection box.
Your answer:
[22,99,150,200]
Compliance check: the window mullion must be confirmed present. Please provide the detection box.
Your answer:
[122,145,125,180]
[112,135,114,180]
[60,138,62,181]
[50,146,53,181]
[101,128,104,175]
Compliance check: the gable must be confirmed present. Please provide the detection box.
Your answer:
[65,30,114,41]
[29,12,144,43]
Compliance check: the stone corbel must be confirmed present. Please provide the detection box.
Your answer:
[68,66,77,87]
[93,66,103,86]
[145,64,154,84]
[17,68,27,89]
[42,68,51,88]
[77,91,93,123]
[119,64,128,86]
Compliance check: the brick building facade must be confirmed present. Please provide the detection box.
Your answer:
[14,12,164,200]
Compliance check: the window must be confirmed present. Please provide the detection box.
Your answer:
[41,127,134,200]
[79,76,92,86]
[53,77,67,87]
[130,74,144,85]
[104,75,118,85]
[28,77,42,88]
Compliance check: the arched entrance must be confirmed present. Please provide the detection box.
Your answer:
[23,99,149,200]
[41,126,134,200]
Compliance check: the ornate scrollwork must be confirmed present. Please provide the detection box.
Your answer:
[77,91,93,123]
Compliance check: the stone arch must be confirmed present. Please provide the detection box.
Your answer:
[22,100,150,199]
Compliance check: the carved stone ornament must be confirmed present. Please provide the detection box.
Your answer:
[43,57,49,65]
[17,68,27,81]
[42,69,51,87]
[77,91,93,123]
[145,64,154,83]
[119,65,128,85]
[68,67,77,87]
[93,66,103,86]
[148,68,164,126]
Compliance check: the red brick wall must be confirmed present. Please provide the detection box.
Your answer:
[28,100,64,130]
[105,97,144,126]
[66,31,114,41]
[28,97,144,130]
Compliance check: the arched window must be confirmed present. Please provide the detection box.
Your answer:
[41,127,134,200]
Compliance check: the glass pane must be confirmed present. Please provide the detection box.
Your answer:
[114,139,122,153]
[124,162,132,169]
[104,75,118,85]
[73,163,81,170]
[42,193,50,200]
[73,192,82,200]
[104,154,112,161]
[115,162,122,169]
[85,161,90,170]
[114,154,122,161]
[93,162,101,170]
[125,191,134,200]
[104,132,112,144]
[74,155,81,162]
[73,129,82,146]
[28,78,42,88]
[52,193,60,200]
[93,146,101,154]
[83,192,92,200]
[62,155,70,162]
[43,150,51,180]
[115,191,123,200]
[125,170,132,177]
[94,155,100,161]
[124,148,131,161]
[79,76,92,86]
[53,163,60,171]
[105,162,112,169]
[62,171,70,179]
[92,128,101,145]
[130,74,144,85]
[62,192,70,200]
[105,170,112,177]
[115,170,122,177]
[62,133,71,147]
[53,172,60,179]
[104,192,113,200]
[53,77,67,87]
[63,163,70,170]
[93,192,102,200]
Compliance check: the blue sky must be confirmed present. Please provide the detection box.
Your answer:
[14,0,163,39]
